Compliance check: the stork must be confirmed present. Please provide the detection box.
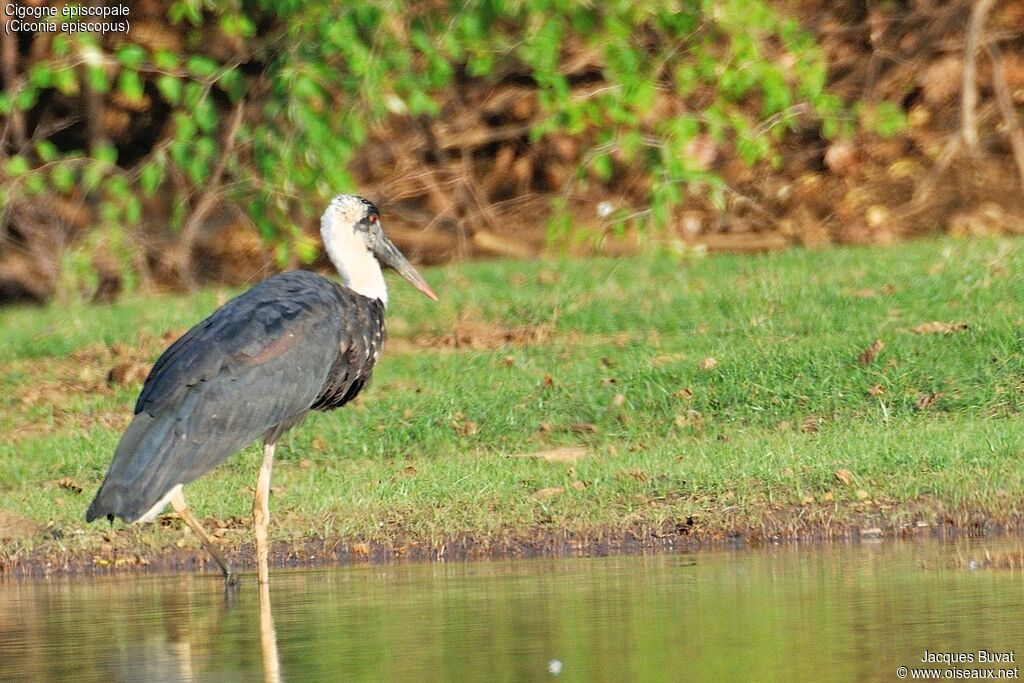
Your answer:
[86,195,436,585]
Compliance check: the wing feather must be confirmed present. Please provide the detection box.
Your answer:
[88,271,357,522]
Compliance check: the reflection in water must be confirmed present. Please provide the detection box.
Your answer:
[0,574,272,682]
[259,579,281,683]
[1,540,1023,681]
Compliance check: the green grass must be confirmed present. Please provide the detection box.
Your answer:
[2,238,1023,566]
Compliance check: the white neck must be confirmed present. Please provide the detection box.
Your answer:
[321,213,388,305]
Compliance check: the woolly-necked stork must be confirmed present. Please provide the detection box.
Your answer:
[86,195,436,584]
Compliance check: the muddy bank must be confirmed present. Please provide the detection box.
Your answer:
[3,504,1021,580]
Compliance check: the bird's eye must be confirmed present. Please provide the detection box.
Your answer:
[368,214,378,224]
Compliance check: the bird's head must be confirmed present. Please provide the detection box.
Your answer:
[320,195,437,305]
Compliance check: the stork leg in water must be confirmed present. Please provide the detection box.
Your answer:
[169,488,236,584]
[168,440,274,585]
[253,441,276,585]
[259,571,282,682]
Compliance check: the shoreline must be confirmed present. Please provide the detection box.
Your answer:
[4,506,1021,580]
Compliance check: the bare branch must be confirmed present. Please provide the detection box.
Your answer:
[961,0,996,154]
[908,135,961,210]
[0,0,27,152]
[78,0,107,154]
[174,101,246,288]
[986,44,1024,192]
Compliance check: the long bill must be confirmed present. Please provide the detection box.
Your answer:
[377,236,438,301]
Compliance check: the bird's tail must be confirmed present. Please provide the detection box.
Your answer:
[86,412,178,524]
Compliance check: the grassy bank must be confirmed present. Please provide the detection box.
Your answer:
[2,238,1023,574]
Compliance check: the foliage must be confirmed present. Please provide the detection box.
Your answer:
[0,0,859,284]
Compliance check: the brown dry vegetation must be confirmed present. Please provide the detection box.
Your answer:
[320,0,1024,259]
[2,0,1024,302]
[359,0,1024,259]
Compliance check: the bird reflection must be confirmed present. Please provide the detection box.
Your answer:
[102,576,281,682]
[158,577,280,683]
[259,579,281,683]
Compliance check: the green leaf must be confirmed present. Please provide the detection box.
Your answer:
[186,55,219,79]
[25,174,46,194]
[185,155,209,184]
[154,50,180,70]
[116,44,147,68]
[15,88,38,110]
[139,161,165,196]
[5,155,30,176]
[52,68,78,95]
[52,34,71,57]
[123,196,142,224]
[169,0,202,26]
[859,101,907,138]
[216,69,245,101]
[51,165,75,192]
[106,175,130,199]
[194,136,216,160]
[193,100,218,133]
[28,64,53,88]
[117,70,145,103]
[82,163,105,192]
[156,75,182,105]
[173,113,197,142]
[86,65,110,93]
[294,236,317,264]
[94,145,118,165]
[182,81,204,108]
[220,13,256,38]
[35,140,59,162]
[407,90,437,116]
[274,242,290,268]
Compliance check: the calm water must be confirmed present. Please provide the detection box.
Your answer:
[1,541,1022,682]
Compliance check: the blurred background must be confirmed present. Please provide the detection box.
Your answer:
[1,0,1022,305]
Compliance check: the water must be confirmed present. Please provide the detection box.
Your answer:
[1,541,1022,681]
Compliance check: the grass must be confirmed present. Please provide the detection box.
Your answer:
[2,237,1023,571]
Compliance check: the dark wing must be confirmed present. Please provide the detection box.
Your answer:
[87,271,348,523]
[311,295,385,411]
